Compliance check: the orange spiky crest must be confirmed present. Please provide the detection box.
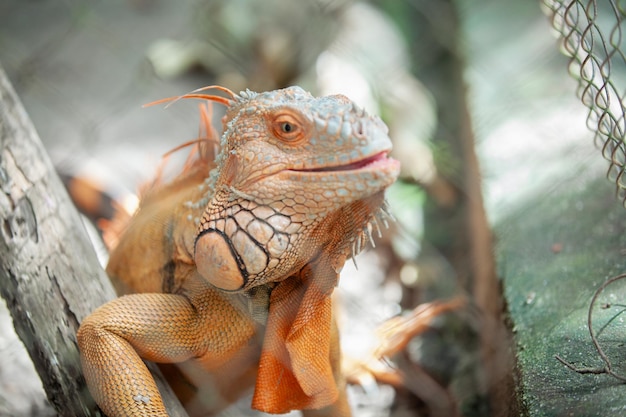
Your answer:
[143,85,236,109]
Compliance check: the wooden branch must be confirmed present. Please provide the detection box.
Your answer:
[0,64,188,417]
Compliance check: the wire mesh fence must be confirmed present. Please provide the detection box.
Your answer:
[543,0,626,205]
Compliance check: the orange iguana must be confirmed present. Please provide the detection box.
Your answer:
[77,86,400,417]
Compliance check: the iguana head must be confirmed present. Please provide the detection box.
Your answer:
[187,86,399,291]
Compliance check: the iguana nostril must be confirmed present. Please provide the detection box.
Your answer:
[356,120,364,136]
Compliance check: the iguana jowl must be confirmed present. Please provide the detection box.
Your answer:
[77,86,400,416]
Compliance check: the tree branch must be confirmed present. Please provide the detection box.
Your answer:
[0,63,188,417]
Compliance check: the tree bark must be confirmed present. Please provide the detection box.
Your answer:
[0,64,187,417]
[379,2,521,415]
[402,3,519,415]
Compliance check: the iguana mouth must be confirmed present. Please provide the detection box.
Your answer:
[296,151,394,173]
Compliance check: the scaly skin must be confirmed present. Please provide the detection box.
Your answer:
[77,86,400,417]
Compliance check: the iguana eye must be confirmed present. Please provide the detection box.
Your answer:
[270,112,306,143]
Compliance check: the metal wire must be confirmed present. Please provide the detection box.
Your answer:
[543,0,626,204]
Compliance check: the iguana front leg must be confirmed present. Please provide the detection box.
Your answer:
[78,294,193,416]
[77,291,255,417]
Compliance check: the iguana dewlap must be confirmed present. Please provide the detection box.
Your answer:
[77,86,400,417]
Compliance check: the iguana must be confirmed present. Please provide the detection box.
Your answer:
[77,85,400,417]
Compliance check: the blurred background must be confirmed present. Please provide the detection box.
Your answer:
[1,0,623,416]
